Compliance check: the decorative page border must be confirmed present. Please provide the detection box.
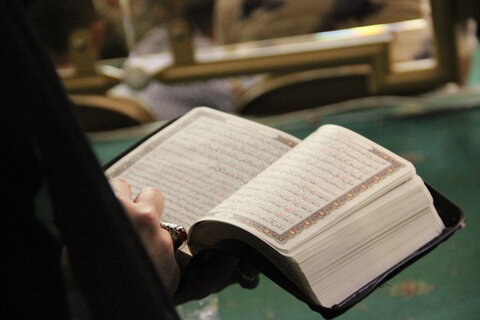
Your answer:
[229,149,405,244]
[106,109,298,177]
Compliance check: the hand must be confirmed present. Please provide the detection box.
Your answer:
[110,178,180,297]
[174,249,240,304]
[174,243,260,304]
[110,178,260,305]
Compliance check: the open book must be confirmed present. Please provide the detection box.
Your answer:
[106,107,462,317]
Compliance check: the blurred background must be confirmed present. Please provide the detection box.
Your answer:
[27,0,479,126]
[23,0,480,319]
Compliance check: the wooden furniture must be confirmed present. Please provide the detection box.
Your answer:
[70,94,155,132]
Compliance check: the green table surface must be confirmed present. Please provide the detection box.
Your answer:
[92,98,480,320]
[468,46,480,87]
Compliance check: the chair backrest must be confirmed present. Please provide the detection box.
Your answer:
[70,94,155,132]
[236,66,370,116]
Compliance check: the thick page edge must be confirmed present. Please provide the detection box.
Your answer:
[210,182,464,319]
[313,182,465,318]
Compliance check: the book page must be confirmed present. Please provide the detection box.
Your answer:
[106,107,299,230]
[205,124,415,252]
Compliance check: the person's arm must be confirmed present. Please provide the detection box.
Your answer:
[110,178,180,296]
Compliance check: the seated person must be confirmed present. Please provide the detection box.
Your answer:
[27,0,104,67]
[213,0,457,63]
[108,0,252,120]
[29,0,249,121]
[214,0,425,44]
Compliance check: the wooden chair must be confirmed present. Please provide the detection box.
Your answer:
[235,66,371,116]
[132,0,460,116]
[70,94,155,132]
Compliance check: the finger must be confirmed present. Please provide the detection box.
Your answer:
[134,187,165,218]
[109,177,132,201]
[127,188,165,240]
